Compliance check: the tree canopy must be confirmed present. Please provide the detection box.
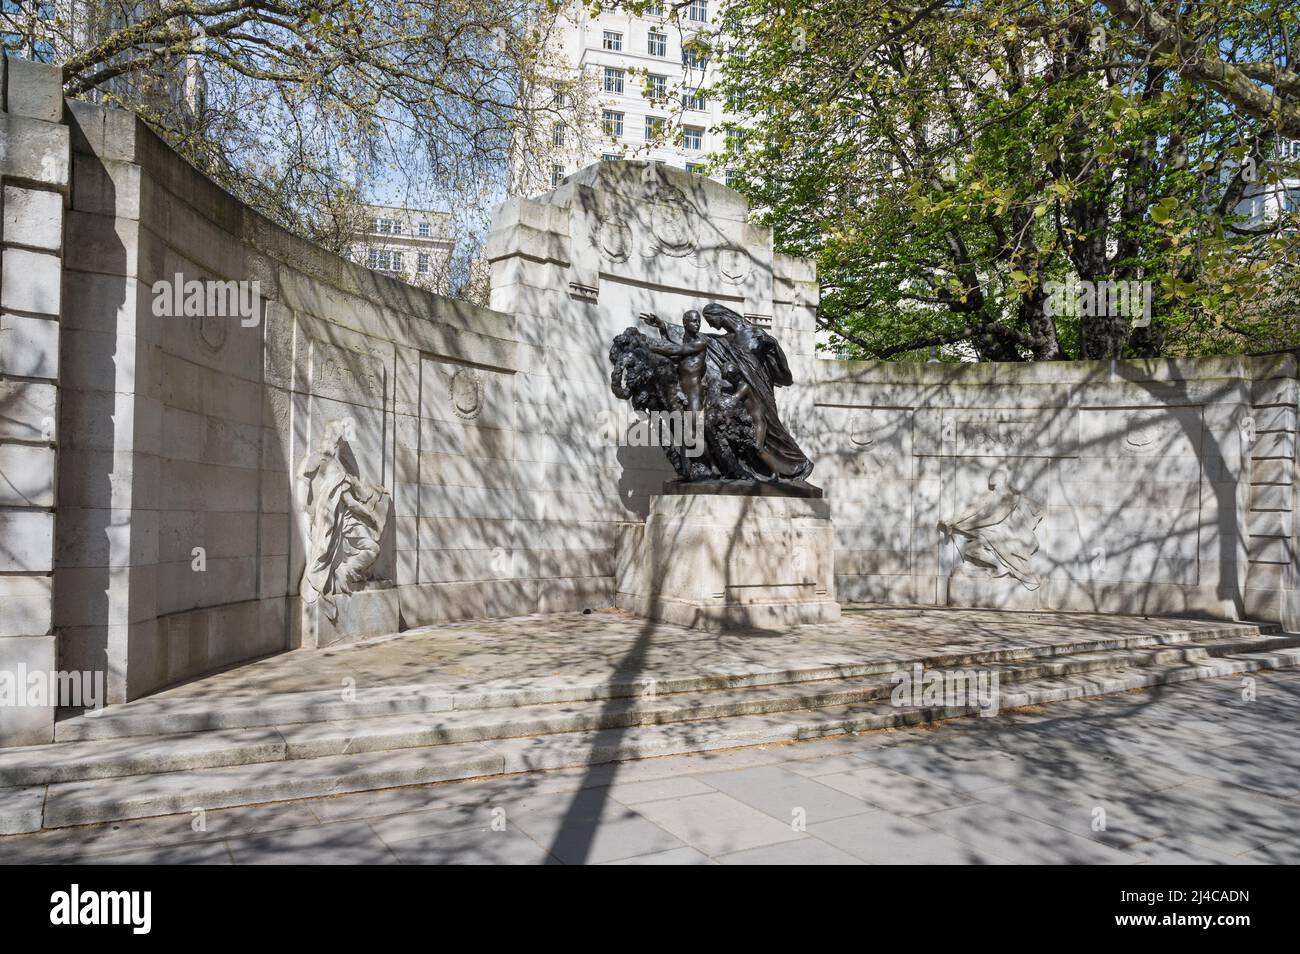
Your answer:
[708,0,1300,359]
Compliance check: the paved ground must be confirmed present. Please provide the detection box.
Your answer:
[139,607,1250,699]
[5,667,1299,864]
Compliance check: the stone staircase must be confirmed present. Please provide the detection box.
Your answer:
[3,620,1299,833]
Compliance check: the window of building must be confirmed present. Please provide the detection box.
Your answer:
[645,116,665,141]
[367,249,379,269]
[647,29,667,57]
[685,162,700,175]
[552,85,569,108]
[646,2,664,15]
[1285,188,1300,215]
[603,153,619,162]
[602,30,623,51]
[418,253,430,274]
[32,40,53,63]
[374,216,389,235]
[647,74,667,101]
[604,66,624,94]
[377,249,391,270]
[391,251,403,270]
[551,164,565,187]
[603,110,624,137]
[553,123,565,147]
[689,0,708,23]
[685,91,707,111]
[682,44,708,70]
[418,221,430,237]
[683,126,704,150]
[1,1,23,14]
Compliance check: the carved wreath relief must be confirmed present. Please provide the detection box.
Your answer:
[449,367,484,422]
[299,418,392,621]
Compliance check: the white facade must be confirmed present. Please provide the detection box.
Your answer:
[541,1,738,190]
[1240,138,1300,226]
[347,204,453,293]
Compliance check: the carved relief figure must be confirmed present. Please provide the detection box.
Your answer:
[300,419,392,621]
[939,468,1044,590]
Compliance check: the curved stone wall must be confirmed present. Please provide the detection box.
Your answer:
[806,355,1299,627]
[1,58,1295,748]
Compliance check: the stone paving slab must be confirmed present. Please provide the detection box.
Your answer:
[4,668,1298,864]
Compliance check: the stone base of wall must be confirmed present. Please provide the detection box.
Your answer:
[616,494,840,631]
[295,586,399,650]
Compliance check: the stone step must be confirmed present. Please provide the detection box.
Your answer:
[7,631,1297,789]
[14,643,1300,829]
[51,621,1278,742]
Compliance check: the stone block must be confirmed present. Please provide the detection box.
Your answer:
[1251,430,1295,461]
[53,564,156,627]
[1,246,61,314]
[0,443,54,506]
[295,586,400,649]
[0,113,70,187]
[0,785,44,834]
[1248,510,1292,538]
[0,510,53,571]
[0,575,52,636]
[1251,404,1296,433]
[1251,376,1297,406]
[3,184,62,250]
[0,379,55,441]
[0,635,56,746]
[4,57,63,123]
[1248,535,1292,564]
[0,312,58,377]
[1249,483,1293,511]
[72,155,140,219]
[62,209,139,278]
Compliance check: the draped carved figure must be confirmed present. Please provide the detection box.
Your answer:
[299,419,392,621]
[939,468,1044,590]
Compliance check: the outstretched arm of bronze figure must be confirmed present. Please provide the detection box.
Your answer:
[644,335,706,359]
[639,312,677,342]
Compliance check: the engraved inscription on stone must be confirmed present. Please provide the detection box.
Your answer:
[311,340,386,407]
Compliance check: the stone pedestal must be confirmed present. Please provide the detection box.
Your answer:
[294,582,400,649]
[616,494,839,631]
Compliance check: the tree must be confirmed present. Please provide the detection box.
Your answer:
[4,1,585,295]
[709,0,1300,359]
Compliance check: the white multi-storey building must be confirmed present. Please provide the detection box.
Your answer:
[1240,138,1300,226]
[347,204,453,294]
[536,0,738,192]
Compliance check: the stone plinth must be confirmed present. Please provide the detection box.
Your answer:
[616,494,839,631]
[295,583,400,650]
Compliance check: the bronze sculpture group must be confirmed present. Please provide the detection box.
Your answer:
[609,302,817,494]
